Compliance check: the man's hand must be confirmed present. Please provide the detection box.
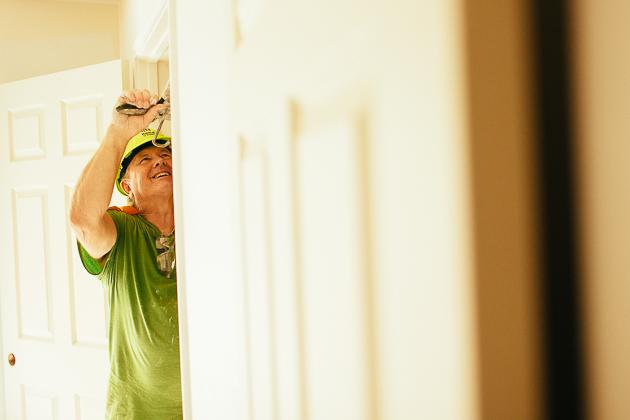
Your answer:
[109,89,168,141]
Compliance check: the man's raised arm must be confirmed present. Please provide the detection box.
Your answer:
[69,89,166,259]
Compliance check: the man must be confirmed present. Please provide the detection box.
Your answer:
[69,89,182,419]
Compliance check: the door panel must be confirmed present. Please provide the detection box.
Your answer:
[293,95,373,420]
[0,60,121,420]
[21,386,58,420]
[61,96,105,156]
[12,188,54,341]
[239,140,277,420]
[8,106,46,160]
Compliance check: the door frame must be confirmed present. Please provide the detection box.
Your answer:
[128,1,193,417]
[0,175,5,420]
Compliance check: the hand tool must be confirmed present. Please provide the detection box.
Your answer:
[116,82,171,147]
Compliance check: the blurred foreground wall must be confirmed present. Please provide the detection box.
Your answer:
[464,0,542,418]
[573,1,630,419]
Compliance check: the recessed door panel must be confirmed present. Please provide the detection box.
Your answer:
[12,188,53,341]
[61,95,104,156]
[22,386,58,420]
[8,106,46,161]
[295,103,370,420]
[240,140,277,420]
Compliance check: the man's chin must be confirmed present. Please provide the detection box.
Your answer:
[153,177,173,188]
[152,182,174,197]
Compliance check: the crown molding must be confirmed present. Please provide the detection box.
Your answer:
[133,0,169,62]
[44,0,120,4]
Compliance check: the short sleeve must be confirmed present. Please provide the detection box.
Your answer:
[77,241,103,275]
[76,210,126,277]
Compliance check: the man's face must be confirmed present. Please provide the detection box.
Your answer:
[122,146,173,201]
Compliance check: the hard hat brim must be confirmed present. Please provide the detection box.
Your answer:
[115,129,172,196]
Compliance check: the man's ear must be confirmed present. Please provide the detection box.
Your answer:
[121,178,133,197]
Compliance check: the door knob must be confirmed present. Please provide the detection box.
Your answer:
[7,353,15,366]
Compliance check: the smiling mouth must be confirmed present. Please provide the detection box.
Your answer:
[153,172,171,179]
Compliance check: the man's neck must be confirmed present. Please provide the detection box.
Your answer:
[136,195,175,234]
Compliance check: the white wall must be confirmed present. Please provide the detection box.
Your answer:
[0,0,119,84]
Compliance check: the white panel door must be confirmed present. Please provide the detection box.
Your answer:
[0,61,122,420]
[171,0,475,419]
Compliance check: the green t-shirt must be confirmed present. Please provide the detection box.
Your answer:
[78,209,182,420]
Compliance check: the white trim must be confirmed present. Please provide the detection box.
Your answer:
[133,0,169,62]
[167,1,192,419]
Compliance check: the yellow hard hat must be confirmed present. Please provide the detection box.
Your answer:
[115,128,171,195]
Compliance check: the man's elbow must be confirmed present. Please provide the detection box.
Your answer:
[69,206,97,236]
[69,209,86,240]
